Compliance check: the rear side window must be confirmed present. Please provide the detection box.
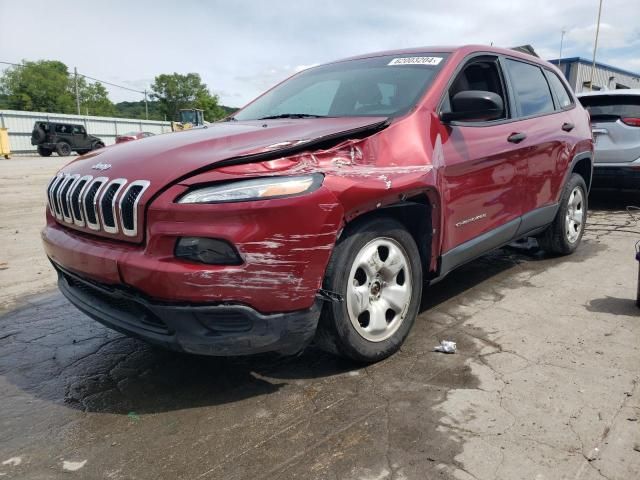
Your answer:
[578,95,640,120]
[505,59,554,117]
[546,72,573,109]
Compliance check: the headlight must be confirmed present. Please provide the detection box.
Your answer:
[177,174,323,204]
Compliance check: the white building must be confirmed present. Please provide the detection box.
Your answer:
[548,57,640,93]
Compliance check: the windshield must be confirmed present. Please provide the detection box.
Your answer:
[181,111,198,123]
[234,54,448,121]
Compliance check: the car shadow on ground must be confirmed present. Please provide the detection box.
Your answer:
[0,242,549,416]
[589,189,640,212]
[4,196,616,417]
[587,296,639,317]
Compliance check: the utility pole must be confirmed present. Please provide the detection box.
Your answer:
[558,29,566,67]
[144,89,149,120]
[74,67,81,115]
[589,0,603,91]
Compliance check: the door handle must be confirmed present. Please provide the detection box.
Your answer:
[507,132,527,143]
[562,122,575,132]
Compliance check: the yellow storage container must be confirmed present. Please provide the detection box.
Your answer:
[0,128,10,159]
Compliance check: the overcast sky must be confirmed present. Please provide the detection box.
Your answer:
[1,0,638,107]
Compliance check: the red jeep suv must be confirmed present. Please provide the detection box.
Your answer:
[42,46,592,362]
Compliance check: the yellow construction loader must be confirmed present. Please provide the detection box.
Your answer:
[171,109,207,131]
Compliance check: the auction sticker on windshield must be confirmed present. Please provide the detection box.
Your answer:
[388,57,443,66]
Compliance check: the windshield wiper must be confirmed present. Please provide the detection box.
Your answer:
[257,113,328,120]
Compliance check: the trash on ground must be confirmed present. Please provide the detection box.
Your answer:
[2,457,21,467]
[62,460,87,471]
[434,340,457,354]
[508,237,538,251]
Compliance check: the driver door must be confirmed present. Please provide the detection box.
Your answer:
[438,56,529,266]
[72,125,91,149]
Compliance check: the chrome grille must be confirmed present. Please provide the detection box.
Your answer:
[83,177,107,230]
[120,180,150,236]
[46,174,150,240]
[51,174,68,219]
[99,179,127,233]
[46,174,62,216]
[70,175,91,226]
[60,174,79,223]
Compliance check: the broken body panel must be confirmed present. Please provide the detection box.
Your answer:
[41,45,592,355]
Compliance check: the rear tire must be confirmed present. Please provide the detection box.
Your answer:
[539,173,587,255]
[56,142,71,157]
[315,217,422,363]
[37,146,52,157]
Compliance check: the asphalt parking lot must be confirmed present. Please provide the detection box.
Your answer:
[1,156,639,480]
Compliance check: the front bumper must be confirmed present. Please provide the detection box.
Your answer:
[592,165,640,190]
[41,184,344,313]
[55,263,322,355]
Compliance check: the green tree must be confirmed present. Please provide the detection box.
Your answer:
[0,60,76,113]
[150,73,225,122]
[114,100,164,121]
[77,79,115,117]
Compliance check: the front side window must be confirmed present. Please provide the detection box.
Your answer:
[234,54,448,120]
[505,59,554,117]
[442,57,508,121]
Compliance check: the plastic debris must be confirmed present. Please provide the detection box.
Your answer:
[2,457,21,467]
[62,460,87,471]
[434,340,457,354]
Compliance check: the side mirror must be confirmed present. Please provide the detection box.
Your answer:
[440,90,504,123]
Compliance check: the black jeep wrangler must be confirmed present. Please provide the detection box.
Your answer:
[31,122,105,157]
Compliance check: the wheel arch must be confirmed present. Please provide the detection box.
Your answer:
[569,151,593,192]
[338,190,440,280]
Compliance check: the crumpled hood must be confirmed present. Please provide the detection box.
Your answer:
[61,117,388,188]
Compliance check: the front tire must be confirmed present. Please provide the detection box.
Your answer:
[56,142,71,156]
[92,141,105,151]
[315,217,422,362]
[539,173,587,255]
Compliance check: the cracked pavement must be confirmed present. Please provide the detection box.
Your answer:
[1,157,639,479]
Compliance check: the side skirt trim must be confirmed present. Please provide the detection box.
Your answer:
[516,203,559,237]
[436,203,559,280]
[439,217,520,277]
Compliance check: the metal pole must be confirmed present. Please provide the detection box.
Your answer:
[558,29,566,67]
[144,89,149,120]
[74,67,81,115]
[589,0,603,91]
